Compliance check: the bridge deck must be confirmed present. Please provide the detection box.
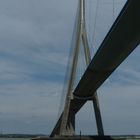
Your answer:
[73,0,140,99]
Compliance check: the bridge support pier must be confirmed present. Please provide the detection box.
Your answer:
[60,112,75,136]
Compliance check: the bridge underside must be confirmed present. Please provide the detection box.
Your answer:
[74,0,140,99]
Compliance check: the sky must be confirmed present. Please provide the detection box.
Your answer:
[0,0,140,136]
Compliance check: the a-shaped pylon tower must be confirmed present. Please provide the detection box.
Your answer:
[51,0,104,137]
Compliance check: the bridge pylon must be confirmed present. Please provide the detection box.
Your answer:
[55,0,104,136]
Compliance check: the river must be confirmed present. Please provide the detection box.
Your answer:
[0,138,31,140]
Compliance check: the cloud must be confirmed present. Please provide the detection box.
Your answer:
[97,83,140,135]
[0,0,78,134]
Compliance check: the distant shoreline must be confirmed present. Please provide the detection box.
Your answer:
[0,134,47,138]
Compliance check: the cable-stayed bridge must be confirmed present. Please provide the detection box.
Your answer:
[33,0,140,139]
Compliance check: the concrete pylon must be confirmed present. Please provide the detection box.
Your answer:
[59,0,104,136]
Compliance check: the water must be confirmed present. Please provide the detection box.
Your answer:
[0,138,31,140]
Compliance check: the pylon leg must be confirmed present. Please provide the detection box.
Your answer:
[60,110,75,136]
[92,92,104,136]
